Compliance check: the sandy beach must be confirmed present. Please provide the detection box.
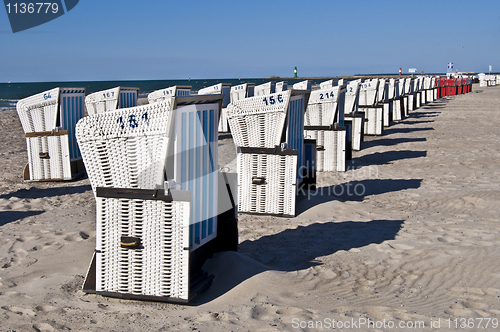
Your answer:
[1,84,500,331]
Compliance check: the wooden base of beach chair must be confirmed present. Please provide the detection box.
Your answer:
[408,95,414,113]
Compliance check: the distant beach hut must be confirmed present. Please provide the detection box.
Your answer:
[197,83,232,132]
[85,87,140,115]
[77,94,238,303]
[275,81,288,93]
[343,80,363,151]
[226,89,312,217]
[254,82,276,96]
[16,87,86,181]
[292,80,312,90]
[147,86,192,104]
[304,85,347,172]
[358,79,383,136]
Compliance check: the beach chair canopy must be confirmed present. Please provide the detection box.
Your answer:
[344,81,360,114]
[197,83,231,107]
[85,87,139,116]
[292,80,312,91]
[254,82,276,96]
[148,86,192,104]
[275,81,288,93]
[230,83,255,103]
[319,79,334,90]
[358,79,379,106]
[304,85,344,127]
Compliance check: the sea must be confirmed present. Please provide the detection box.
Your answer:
[0,77,336,111]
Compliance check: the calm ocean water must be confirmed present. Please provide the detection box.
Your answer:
[0,77,334,111]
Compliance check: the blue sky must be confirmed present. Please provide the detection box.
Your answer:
[1,0,499,82]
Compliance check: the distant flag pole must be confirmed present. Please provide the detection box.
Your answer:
[294,67,297,78]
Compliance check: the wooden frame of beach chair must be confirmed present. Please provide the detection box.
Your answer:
[227,90,311,217]
[16,87,86,181]
[147,86,192,104]
[304,85,347,172]
[77,94,237,303]
[254,82,276,96]
[406,78,415,113]
[197,83,232,133]
[85,87,139,116]
[358,79,383,136]
[343,81,363,151]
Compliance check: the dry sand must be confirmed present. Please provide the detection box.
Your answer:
[1,85,500,331]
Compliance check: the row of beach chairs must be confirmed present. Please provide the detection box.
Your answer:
[15,75,473,303]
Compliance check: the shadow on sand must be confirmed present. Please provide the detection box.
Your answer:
[0,210,45,226]
[0,184,91,200]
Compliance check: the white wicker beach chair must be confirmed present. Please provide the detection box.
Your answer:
[304,85,346,172]
[275,81,288,93]
[319,79,334,90]
[16,87,86,181]
[226,90,311,216]
[343,81,363,151]
[292,80,312,90]
[230,83,255,103]
[77,94,234,303]
[254,82,276,96]
[197,83,231,132]
[147,86,192,104]
[391,79,404,121]
[424,77,433,103]
[85,87,139,116]
[358,79,383,136]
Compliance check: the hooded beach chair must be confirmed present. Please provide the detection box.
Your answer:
[383,78,396,127]
[319,79,334,90]
[254,82,276,96]
[78,94,238,303]
[425,77,434,103]
[275,81,288,93]
[402,77,412,117]
[16,87,86,181]
[226,90,311,217]
[230,83,255,103]
[197,83,232,133]
[147,86,192,104]
[343,80,363,151]
[85,87,140,116]
[292,80,312,90]
[358,79,383,136]
[391,78,404,121]
[304,85,346,172]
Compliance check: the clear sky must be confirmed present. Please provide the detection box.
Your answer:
[1,0,499,82]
